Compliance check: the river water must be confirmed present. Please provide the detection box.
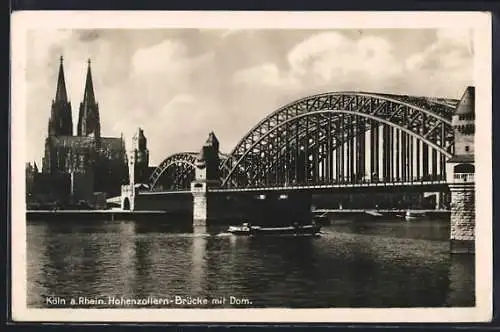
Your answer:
[27,217,474,308]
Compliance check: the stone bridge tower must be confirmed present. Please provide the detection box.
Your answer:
[132,128,150,184]
[191,132,221,227]
[446,86,475,254]
[120,132,139,211]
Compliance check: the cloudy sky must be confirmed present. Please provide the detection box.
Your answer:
[25,28,473,166]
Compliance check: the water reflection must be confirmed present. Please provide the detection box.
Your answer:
[117,221,137,299]
[27,218,474,308]
[191,233,207,294]
[27,222,49,307]
[447,254,475,306]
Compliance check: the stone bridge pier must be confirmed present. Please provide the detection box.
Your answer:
[190,132,222,228]
[446,86,475,254]
[448,177,475,254]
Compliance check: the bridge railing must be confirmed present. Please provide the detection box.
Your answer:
[148,175,448,192]
[453,173,475,183]
[223,175,447,189]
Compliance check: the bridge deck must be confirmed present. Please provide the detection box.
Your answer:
[210,181,447,192]
[27,209,167,214]
[313,209,450,213]
[141,180,448,195]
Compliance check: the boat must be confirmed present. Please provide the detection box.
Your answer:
[404,210,427,221]
[313,212,330,226]
[365,210,383,217]
[227,222,322,237]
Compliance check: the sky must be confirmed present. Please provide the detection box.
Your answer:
[25,28,473,166]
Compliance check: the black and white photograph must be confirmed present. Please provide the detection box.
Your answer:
[11,11,492,323]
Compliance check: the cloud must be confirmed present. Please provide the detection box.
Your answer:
[25,29,474,168]
[437,29,473,53]
[406,29,472,72]
[288,32,401,82]
[232,63,299,88]
[98,38,215,160]
[132,93,217,164]
[233,32,403,94]
[130,39,215,94]
[26,30,73,69]
[233,30,472,98]
[131,40,187,74]
[403,29,473,97]
[220,29,242,39]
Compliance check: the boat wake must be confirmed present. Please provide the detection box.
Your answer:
[215,232,233,237]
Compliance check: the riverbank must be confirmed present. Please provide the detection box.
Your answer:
[26,209,177,221]
[313,209,450,224]
[26,208,450,222]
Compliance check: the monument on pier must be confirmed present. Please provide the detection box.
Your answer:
[191,132,221,227]
[121,146,136,211]
[131,128,150,184]
[446,86,475,254]
[120,127,151,211]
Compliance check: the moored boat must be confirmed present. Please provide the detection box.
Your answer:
[227,223,321,236]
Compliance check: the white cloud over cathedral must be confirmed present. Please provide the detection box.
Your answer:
[25,28,473,167]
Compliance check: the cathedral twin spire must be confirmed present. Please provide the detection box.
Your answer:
[77,58,100,138]
[55,56,68,104]
[49,56,100,139]
[48,56,73,136]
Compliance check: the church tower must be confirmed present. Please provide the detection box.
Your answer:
[47,56,73,136]
[77,59,101,140]
[132,128,150,183]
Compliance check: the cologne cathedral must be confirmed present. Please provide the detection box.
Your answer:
[29,57,130,206]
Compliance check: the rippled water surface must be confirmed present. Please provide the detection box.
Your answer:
[27,218,474,308]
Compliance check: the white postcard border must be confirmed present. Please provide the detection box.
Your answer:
[10,10,493,323]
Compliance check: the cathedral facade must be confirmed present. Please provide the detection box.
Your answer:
[35,57,129,206]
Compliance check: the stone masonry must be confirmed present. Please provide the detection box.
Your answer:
[447,86,475,254]
[449,183,475,253]
[449,184,475,240]
[192,182,208,226]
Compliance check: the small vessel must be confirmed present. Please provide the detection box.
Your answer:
[365,210,383,217]
[313,212,330,226]
[404,210,426,221]
[227,222,322,237]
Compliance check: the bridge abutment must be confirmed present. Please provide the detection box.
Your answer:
[449,182,475,254]
[192,189,207,226]
[191,181,219,227]
[447,86,475,254]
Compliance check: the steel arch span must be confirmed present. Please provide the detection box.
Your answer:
[149,152,229,191]
[220,91,459,188]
